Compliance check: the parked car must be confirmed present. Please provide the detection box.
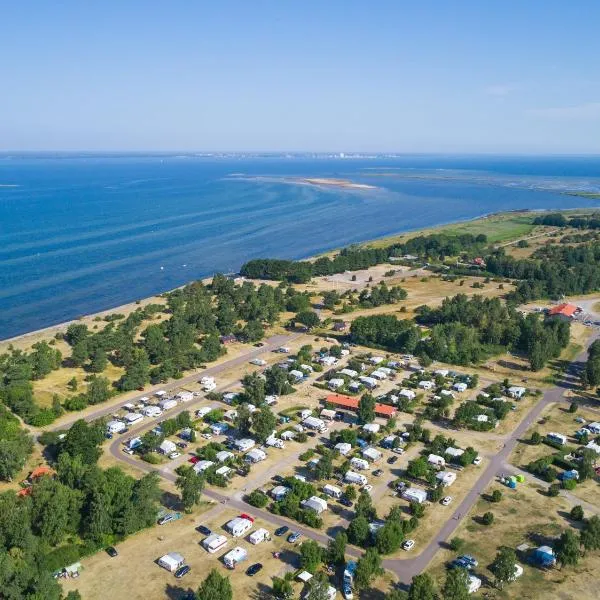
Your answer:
[106,546,118,557]
[448,558,471,570]
[175,565,191,579]
[339,497,354,507]
[387,456,398,465]
[363,484,373,493]
[246,563,263,576]
[458,555,478,568]
[157,514,176,525]
[240,513,255,522]
[373,469,384,477]
[169,451,181,460]
[202,433,212,439]
[402,539,415,551]
[392,447,405,455]
[189,456,200,464]
[473,456,482,466]
[441,496,453,506]
[275,526,289,537]
[177,442,188,449]
[196,525,211,535]
[287,531,301,543]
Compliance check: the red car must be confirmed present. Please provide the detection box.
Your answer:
[240,513,255,522]
[188,456,200,464]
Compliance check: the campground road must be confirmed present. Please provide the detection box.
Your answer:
[48,332,301,432]
[108,334,598,586]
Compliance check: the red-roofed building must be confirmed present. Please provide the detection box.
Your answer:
[326,394,396,419]
[547,303,578,320]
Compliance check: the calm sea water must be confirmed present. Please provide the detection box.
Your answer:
[1,154,600,340]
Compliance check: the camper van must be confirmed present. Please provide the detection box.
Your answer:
[223,546,248,569]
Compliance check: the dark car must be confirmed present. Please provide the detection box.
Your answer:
[175,565,191,579]
[272,475,284,483]
[274,526,289,537]
[246,563,263,576]
[196,525,211,535]
[373,469,384,477]
[177,442,188,449]
[254,342,265,347]
[387,456,398,465]
[339,497,353,507]
[106,546,118,557]
[448,558,471,570]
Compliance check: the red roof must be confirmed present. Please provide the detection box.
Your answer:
[30,466,54,479]
[326,394,396,418]
[548,303,577,318]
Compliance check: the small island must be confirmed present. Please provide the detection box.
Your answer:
[296,177,377,190]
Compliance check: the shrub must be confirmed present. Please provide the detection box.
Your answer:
[450,537,465,552]
[568,402,578,414]
[548,483,560,497]
[246,490,269,508]
[570,505,584,521]
[562,478,577,490]
[491,489,503,503]
[481,512,494,526]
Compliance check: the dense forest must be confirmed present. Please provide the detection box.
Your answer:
[1,420,161,599]
[351,294,570,369]
[240,233,488,282]
[0,275,312,425]
[486,243,600,304]
[533,213,600,229]
[0,405,34,481]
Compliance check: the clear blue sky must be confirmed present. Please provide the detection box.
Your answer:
[2,1,599,153]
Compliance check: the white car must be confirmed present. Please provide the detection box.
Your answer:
[441,496,453,506]
[202,433,213,439]
[402,539,415,551]
[392,447,405,455]
[473,456,482,466]
[362,484,373,493]
[168,451,181,460]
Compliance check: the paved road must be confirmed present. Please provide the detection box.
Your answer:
[107,332,598,586]
[49,332,300,432]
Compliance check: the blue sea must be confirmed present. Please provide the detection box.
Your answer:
[1,153,600,340]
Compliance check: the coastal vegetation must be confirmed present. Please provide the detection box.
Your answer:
[240,232,488,282]
[0,404,34,481]
[1,419,161,599]
[350,294,570,370]
[0,275,312,423]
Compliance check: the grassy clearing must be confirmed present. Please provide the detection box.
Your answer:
[427,478,600,600]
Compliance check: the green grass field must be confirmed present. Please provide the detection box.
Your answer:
[365,212,537,248]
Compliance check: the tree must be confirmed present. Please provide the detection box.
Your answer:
[265,365,293,395]
[357,393,376,424]
[118,348,151,391]
[305,572,331,600]
[580,515,600,553]
[272,575,293,599]
[241,371,265,405]
[491,489,503,503]
[408,572,437,600]
[555,529,580,568]
[300,539,323,573]
[295,310,321,329]
[347,515,370,546]
[442,567,470,600]
[235,404,252,435]
[354,547,383,592]
[197,569,233,600]
[67,376,78,391]
[355,490,376,520]
[410,502,425,518]
[481,512,494,526]
[578,448,597,481]
[490,546,517,589]
[344,485,357,501]
[61,419,104,464]
[87,375,111,405]
[326,531,347,565]
[89,348,108,373]
[314,450,333,480]
[30,478,82,545]
[252,405,277,443]
[570,505,584,521]
[175,466,204,512]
